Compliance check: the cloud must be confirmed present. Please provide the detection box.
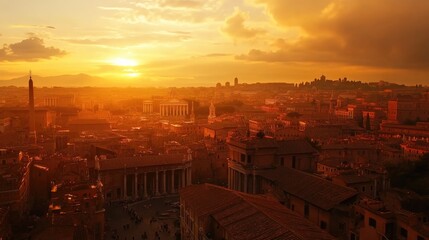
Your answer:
[0,37,66,62]
[222,10,264,39]
[114,0,224,23]
[11,24,56,29]
[65,31,191,47]
[241,0,429,69]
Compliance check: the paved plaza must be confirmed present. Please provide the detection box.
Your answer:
[105,195,181,240]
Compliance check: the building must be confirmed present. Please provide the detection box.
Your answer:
[45,182,105,240]
[180,184,336,240]
[258,167,358,239]
[227,137,318,194]
[353,192,429,240]
[142,100,154,113]
[0,149,32,218]
[387,95,429,123]
[400,141,429,161]
[160,99,189,117]
[98,153,192,201]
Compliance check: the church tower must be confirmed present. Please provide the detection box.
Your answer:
[28,72,37,144]
[208,101,216,123]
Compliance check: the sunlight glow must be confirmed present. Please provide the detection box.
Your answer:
[110,58,139,67]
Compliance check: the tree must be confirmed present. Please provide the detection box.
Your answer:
[365,113,371,131]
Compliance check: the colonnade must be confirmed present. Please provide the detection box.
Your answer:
[122,167,191,199]
[142,102,153,113]
[228,167,257,194]
[160,104,188,116]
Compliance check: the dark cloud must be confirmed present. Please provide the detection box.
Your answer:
[241,0,429,69]
[222,11,264,39]
[0,37,66,62]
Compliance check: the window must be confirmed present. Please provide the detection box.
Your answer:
[240,154,245,162]
[400,227,408,239]
[369,217,376,228]
[320,221,327,230]
[304,203,309,218]
[247,155,252,163]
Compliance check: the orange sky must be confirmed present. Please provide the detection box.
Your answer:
[0,0,428,87]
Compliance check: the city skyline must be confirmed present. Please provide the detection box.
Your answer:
[1,0,429,87]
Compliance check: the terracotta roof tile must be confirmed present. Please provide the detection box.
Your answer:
[259,168,357,210]
[180,184,336,240]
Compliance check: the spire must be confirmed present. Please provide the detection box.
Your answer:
[28,72,36,144]
[208,101,216,123]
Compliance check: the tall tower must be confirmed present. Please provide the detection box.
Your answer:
[28,72,37,144]
[208,101,216,123]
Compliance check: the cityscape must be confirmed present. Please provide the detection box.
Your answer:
[1,1,429,240]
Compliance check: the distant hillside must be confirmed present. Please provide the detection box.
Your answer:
[0,74,106,87]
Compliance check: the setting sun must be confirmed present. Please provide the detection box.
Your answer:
[109,58,139,67]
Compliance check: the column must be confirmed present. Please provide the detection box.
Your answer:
[171,169,175,193]
[155,171,159,195]
[123,174,127,199]
[163,170,167,194]
[238,172,242,192]
[181,169,185,189]
[144,172,148,198]
[134,173,138,199]
[244,174,248,193]
[228,168,231,189]
[253,171,256,194]
[187,167,192,186]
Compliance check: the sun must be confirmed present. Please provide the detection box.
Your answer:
[109,58,139,67]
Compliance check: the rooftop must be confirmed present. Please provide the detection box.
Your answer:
[259,168,357,210]
[180,184,336,240]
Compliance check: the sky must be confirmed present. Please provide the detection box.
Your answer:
[0,0,428,87]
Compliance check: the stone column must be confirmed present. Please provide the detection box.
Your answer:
[253,171,256,194]
[155,170,159,195]
[163,170,167,194]
[143,172,148,198]
[123,174,127,199]
[171,169,175,193]
[181,169,185,189]
[134,173,138,199]
[228,168,231,189]
[238,172,242,191]
[187,167,192,185]
[244,174,248,193]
